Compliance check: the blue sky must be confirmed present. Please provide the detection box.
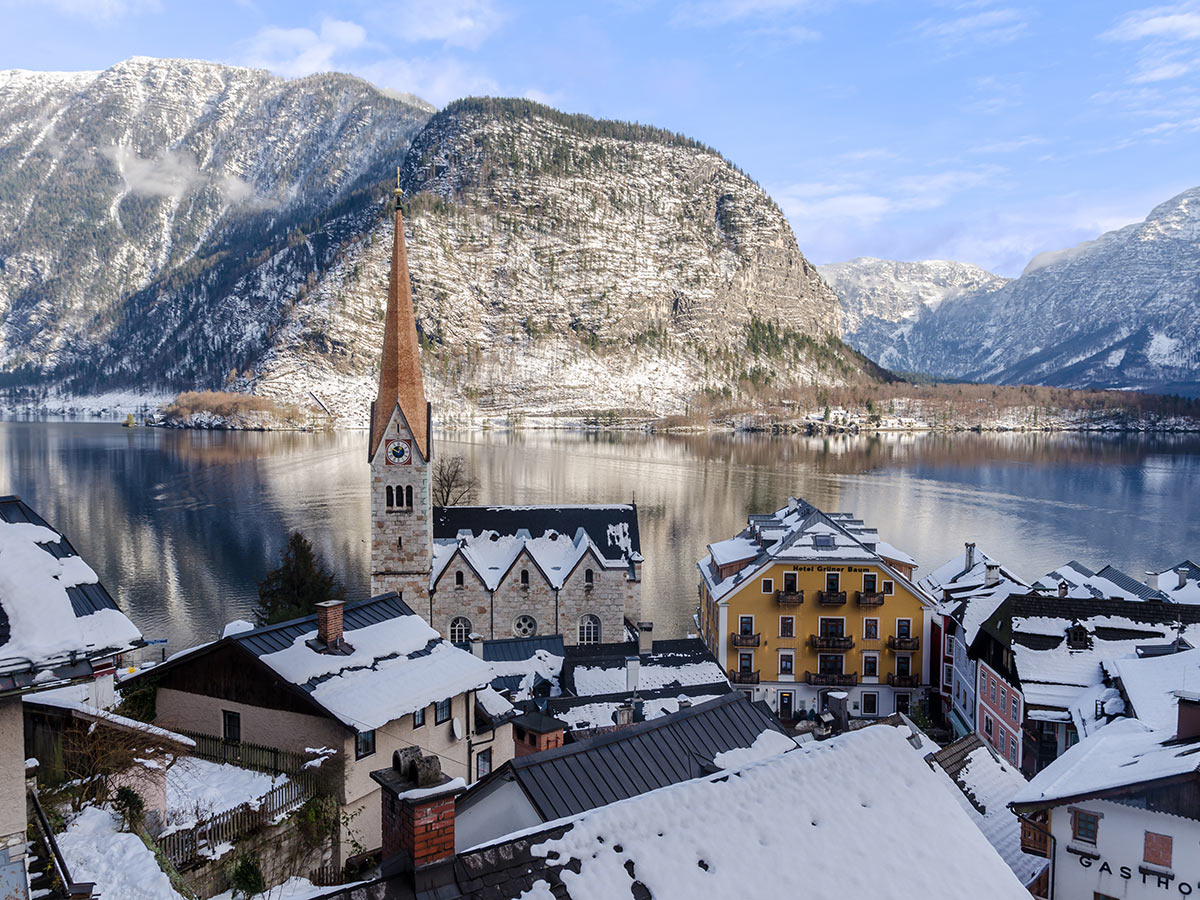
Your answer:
[4,0,1199,276]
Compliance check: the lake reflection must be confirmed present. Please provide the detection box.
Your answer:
[2,422,1199,653]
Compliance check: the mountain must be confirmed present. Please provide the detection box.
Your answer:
[835,189,1200,394]
[0,57,432,393]
[251,98,867,421]
[819,258,1008,371]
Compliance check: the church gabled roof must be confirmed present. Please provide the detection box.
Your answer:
[369,197,429,462]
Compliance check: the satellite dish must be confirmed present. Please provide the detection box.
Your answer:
[451,717,463,740]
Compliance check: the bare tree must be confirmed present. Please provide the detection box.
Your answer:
[431,455,479,506]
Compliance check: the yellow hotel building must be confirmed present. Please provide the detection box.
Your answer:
[697,498,937,722]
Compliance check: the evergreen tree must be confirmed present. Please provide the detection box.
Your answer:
[254,531,346,626]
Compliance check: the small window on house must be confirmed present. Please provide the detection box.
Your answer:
[895,693,910,714]
[1071,809,1100,845]
[819,617,845,638]
[738,652,753,673]
[435,698,452,724]
[779,651,794,676]
[861,692,878,716]
[1145,831,1173,868]
[739,615,754,635]
[896,655,911,677]
[984,714,994,737]
[584,568,594,588]
[222,710,241,744]
[944,664,954,687]
[1011,696,1019,720]
[990,678,997,702]
[355,729,376,760]
[896,619,912,639]
[413,706,426,728]
[455,570,465,588]
[405,485,413,508]
[449,616,472,643]
[520,569,530,588]
[1000,687,1007,707]
[477,748,493,779]
[863,653,878,678]
[882,580,894,595]
[1066,624,1089,650]
[818,654,844,675]
[863,618,879,640]
[578,614,601,645]
[762,577,774,594]
[779,616,795,638]
[825,571,840,592]
[863,573,877,593]
[1009,736,1017,763]
[783,572,798,592]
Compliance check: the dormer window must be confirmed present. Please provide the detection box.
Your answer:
[1066,624,1089,650]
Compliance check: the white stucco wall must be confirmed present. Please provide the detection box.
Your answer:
[0,698,26,853]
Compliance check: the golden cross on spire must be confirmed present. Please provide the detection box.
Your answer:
[393,166,403,203]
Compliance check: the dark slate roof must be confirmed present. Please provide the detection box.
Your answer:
[511,710,567,735]
[232,594,417,658]
[434,505,641,559]
[1093,564,1169,601]
[453,634,564,663]
[544,681,733,729]
[476,692,783,822]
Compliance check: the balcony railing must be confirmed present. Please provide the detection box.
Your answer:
[887,673,921,688]
[730,632,761,648]
[1019,814,1051,859]
[856,590,885,607]
[809,634,855,650]
[775,589,804,606]
[888,636,920,651]
[817,590,847,606]
[729,669,761,685]
[805,671,858,686]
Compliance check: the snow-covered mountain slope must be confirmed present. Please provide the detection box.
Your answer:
[253,98,870,422]
[819,258,1008,370]
[0,57,432,392]
[883,188,1200,393]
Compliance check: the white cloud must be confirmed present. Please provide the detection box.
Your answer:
[104,146,252,204]
[240,19,368,78]
[356,57,499,107]
[917,7,1029,49]
[1103,5,1200,42]
[374,0,504,49]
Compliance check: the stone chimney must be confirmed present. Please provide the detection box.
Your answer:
[372,747,464,889]
[638,621,654,656]
[984,562,1001,588]
[469,633,483,658]
[625,655,640,694]
[964,542,976,570]
[1058,580,1069,598]
[1174,691,1200,741]
[677,696,692,710]
[1179,568,1190,591]
[1146,571,1160,591]
[316,600,344,647]
[615,702,634,726]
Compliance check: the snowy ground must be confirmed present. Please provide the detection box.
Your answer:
[164,757,288,831]
[211,876,332,900]
[58,806,185,900]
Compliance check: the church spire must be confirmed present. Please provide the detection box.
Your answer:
[370,179,429,461]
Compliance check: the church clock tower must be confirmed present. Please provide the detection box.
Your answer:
[369,185,432,603]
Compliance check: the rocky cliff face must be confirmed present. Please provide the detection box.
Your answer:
[836,189,1200,394]
[819,258,1008,371]
[0,57,432,392]
[255,98,859,421]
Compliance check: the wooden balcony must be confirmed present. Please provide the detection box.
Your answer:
[856,590,885,607]
[729,669,760,685]
[805,671,858,687]
[887,635,920,651]
[809,634,855,650]
[817,590,847,606]
[1019,813,1050,859]
[887,673,921,688]
[730,632,761,648]
[775,589,804,606]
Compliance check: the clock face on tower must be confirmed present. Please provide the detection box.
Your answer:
[385,439,412,466]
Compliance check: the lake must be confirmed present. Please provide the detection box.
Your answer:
[3,420,1199,654]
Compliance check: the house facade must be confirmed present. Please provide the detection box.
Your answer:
[136,595,514,864]
[697,498,935,721]
[368,188,641,646]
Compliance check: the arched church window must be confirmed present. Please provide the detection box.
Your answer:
[584,568,594,589]
[386,486,394,508]
[449,617,472,643]
[455,570,465,588]
[520,569,530,588]
[405,485,413,508]
[578,614,601,645]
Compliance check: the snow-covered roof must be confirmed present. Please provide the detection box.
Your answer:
[1012,718,1200,808]
[571,659,726,695]
[0,496,142,689]
[1108,647,1200,732]
[431,526,621,592]
[876,540,916,567]
[1155,560,1200,604]
[515,725,1030,899]
[247,597,493,731]
[928,735,1048,887]
[550,693,725,733]
[923,547,1028,645]
[434,505,642,567]
[24,684,194,749]
[1034,560,1168,602]
[698,497,925,603]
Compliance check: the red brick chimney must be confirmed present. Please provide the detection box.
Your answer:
[1175,691,1200,741]
[372,748,464,889]
[316,600,344,647]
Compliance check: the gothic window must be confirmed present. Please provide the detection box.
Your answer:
[449,617,472,643]
[455,570,464,588]
[584,568,594,589]
[405,485,413,508]
[578,614,601,644]
[386,486,395,508]
[513,614,537,638]
[520,569,530,588]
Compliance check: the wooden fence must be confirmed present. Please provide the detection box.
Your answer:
[158,777,311,868]
[177,730,316,777]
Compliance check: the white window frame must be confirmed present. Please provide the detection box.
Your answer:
[984,713,994,737]
[896,653,912,677]
[1011,695,1019,721]
[862,651,879,680]
[738,614,755,635]
[817,653,845,675]
[1009,735,1017,763]
[762,577,774,594]
[861,691,879,717]
[778,650,795,677]
[894,693,911,714]
[882,580,895,595]
[896,617,912,639]
[782,571,798,592]
[944,663,954,687]
[779,615,795,638]
[862,617,880,641]
[818,616,846,637]
[824,571,841,592]
[738,651,755,672]
[862,572,878,592]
